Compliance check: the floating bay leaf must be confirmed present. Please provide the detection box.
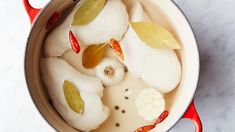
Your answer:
[72,0,105,25]
[131,22,182,49]
[63,80,84,114]
[82,44,106,69]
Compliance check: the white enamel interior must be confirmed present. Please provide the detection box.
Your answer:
[25,0,199,131]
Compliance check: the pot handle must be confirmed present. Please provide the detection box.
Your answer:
[23,0,42,23]
[183,101,202,132]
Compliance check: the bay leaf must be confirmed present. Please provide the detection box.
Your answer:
[72,0,105,25]
[63,80,84,114]
[82,44,106,69]
[131,22,181,49]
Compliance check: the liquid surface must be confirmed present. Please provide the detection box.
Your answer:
[94,72,152,132]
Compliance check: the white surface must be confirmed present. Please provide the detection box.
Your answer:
[0,0,235,132]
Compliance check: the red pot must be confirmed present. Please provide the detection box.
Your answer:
[23,0,202,131]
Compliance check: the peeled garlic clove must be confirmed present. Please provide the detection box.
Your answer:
[65,93,110,131]
[95,57,125,86]
[44,0,129,57]
[40,58,109,131]
[141,51,182,93]
[135,88,165,121]
[44,1,82,57]
[73,0,129,45]
[120,2,181,93]
[44,25,71,57]
[41,58,103,96]
[120,2,152,77]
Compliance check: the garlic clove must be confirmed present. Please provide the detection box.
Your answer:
[95,57,126,86]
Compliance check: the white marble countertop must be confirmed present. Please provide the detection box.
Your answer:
[1,0,235,131]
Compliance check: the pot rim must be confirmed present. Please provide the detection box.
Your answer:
[165,1,200,131]
[24,0,200,131]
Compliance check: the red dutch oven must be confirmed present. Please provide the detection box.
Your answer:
[23,0,202,131]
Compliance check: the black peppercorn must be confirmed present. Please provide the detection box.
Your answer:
[121,110,126,113]
[115,106,119,110]
[115,123,120,127]
[125,96,129,100]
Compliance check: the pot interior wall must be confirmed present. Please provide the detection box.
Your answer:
[25,0,199,131]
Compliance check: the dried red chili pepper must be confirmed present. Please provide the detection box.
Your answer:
[154,111,169,125]
[69,30,81,54]
[108,38,124,61]
[135,125,155,132]
[46,12,61,30]
[135,111,169,132]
